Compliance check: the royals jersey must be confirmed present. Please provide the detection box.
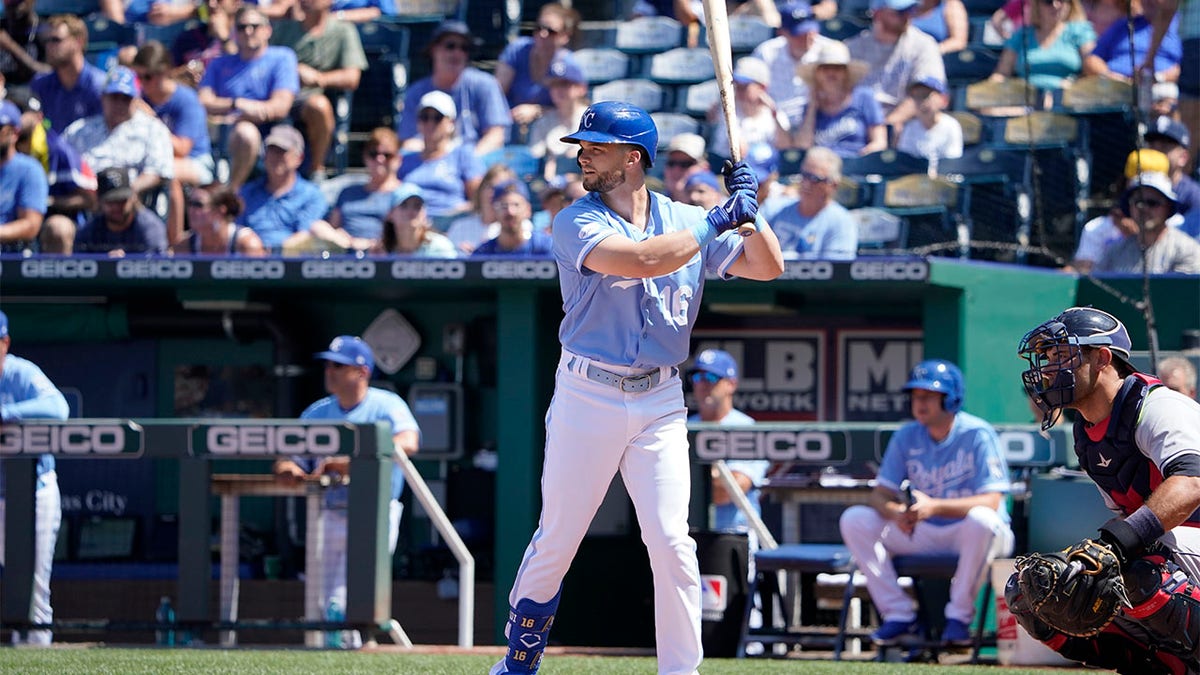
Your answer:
[0,355,69,495]
[877,411,1011,526]
[294,387,419,506]
[552,191,752,369]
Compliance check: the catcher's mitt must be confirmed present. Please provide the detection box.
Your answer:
[1013,538,1130,637]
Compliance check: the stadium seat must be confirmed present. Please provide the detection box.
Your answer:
[592,79,665,113]
[680,79,720,118]
[649,47,714,86]
[84,17,136,71]
[943,46,999,88]
[480,145,540,183]
[963,0,1007,16]
[948,110,985,145]
[962,77,1039,113]
[649,112,702,148]
[938,146,1031,261]
[777,148,806,182]
[875,174,964,256]
[615,16,683,77]
[851,207,908,252]
[573,48,630,85]
[137,18,200,48]
[38,0,99,16]
[354,21,409,131]
[820,16,869,41]
[726,15,775,55]
[1056,76,1137,201]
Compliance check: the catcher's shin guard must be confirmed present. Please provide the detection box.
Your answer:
[494,591,561,674]
[1122,552,1200,664]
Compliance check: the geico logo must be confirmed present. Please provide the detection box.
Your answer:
[391,260,466,279]
[116,259,194,279]
[211,259,286,279]
[481,260,557,279]
[694,430,833,461]
[21,259,99,278]
[849,261,928,281]
[300,260,376,279]
[0,425,126,454]
[205,425,341,455]
[779,261,833,280]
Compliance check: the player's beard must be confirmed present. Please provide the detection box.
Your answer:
[583,167,626,193]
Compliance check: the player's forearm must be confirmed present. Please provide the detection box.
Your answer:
[1143,474,1200,531]
[0,215,43,242]
[730,222,785,280]
[592,229,704,278]
[931,492,1003,519]
[1,392,69,422]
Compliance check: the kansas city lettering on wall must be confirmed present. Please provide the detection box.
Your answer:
[837,330,925,421]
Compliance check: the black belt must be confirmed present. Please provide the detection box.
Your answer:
[568,357,677,393]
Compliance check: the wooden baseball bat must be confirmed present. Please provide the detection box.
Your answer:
[702,0,757,237]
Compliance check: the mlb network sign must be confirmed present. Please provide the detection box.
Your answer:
[838,330,924,421]
[188,422,358,457]
[0,421,144,456]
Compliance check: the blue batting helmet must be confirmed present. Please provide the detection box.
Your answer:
[904,359,965,413]
[561,101,659,167]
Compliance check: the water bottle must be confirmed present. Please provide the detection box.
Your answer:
[325,598,344,649]
[155,596,175,646]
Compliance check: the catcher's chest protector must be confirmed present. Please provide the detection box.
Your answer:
[1074,376,1164,517]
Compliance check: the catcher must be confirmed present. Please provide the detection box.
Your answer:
[1013,306,1200,673]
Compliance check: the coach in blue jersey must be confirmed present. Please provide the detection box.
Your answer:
[273,335,419,649]
[0,309,70,645]
[839,359,1013,647]
[490,102,784,675]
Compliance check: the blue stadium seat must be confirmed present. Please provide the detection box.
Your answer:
[592,79,665,114]
[354,21,409,131]
[820,16,868,41]
[615,16,683,77]
[480,145,540,183]
[874,174,966,257]
[573,48,630,85]
[649,112,701,148]
[840,150,929,210]
[37,0,99,17]
[680,79,719,118]
[938,146,1031,260]
[1056,76,1137,201]
[943,45,999,88]
[726,15,775,55]
[84,16,136,70]
[137,18,199,49]
[649,48,714,110]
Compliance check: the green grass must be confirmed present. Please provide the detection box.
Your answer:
[0,648,1093,674]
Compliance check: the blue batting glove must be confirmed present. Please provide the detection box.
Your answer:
[705,189,759,234]
[722,160,759,196]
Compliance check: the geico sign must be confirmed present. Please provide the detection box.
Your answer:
[391,260,466,279]
[211,259,286,279]
[300,260,376,279]
[481,260,557,279]
[694,430,837,462]
[21,259,99,278]
[204,425,342,455]
[116,260,194,279]
[778,261,833,280]
[0,425,128,455]
[849,261,928,281]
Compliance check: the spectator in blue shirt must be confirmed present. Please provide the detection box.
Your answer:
[471,180,552,256]
[794,41,887,158]
[397,91,484,225]
[762,147,858,259]
[198,5,300,189]
[100,0,196,26]
[494,3,581,127]
[1085,0,1181,83]
[237,124,327,252]
[29,15,105,133]
[0,101,47,254]
[74,167,168,255]
[330,0,395,24]
[397,21,511,157]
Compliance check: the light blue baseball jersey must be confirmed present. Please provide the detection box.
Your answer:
[0,355,69,494]
[552,191,749,369]
[689,408,765,532]
[295,387,420,506]
[877,411,1011,526]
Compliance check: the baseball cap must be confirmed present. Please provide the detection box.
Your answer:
[667,133,706,162]
[0,101,20,128]
[491,179,530,204]
[1124,148,1170,179]
[0,309,8,339]
[314,335,375,373]
[103,66,140,98]
[908,76,947,95]
[732,56,770,87]
[685,170,722,193]
[96,167,134,202]
[871,0,920,11]
[546,55,586,86]
[390,183,424,209]
[780,1,821,35]
[689,349,738,380]
[539,175,568,201]
[430,20,472,45]
[1152,82,1179,101]
[264,124,305,153]
[1145,116,1191,149]
[746,141,778,182]
[1121,171,1179,216]
[418,90,457,120]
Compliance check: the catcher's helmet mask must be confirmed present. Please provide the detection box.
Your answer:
[561,101,659,167]
[1018,307,1134,430]
[903,359,965,413]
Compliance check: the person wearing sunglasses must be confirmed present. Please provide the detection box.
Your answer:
[322,127,404,251]
[397,90,484,226]
[990,0,1096,91]
[397,20,511,157]
[372,184,456,257]
[175,184,265,256]
[198,5,300,190]
[30,15,106,134]
[494,3,581,127]
[761,147,858,259]
[527,55,590,180]
[1094,171,1200,273]
[661,132,710,203]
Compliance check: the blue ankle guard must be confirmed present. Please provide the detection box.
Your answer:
[503,591,561,674]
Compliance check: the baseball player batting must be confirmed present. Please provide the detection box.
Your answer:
[489,101,784,675]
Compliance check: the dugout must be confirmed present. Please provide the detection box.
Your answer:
[2,255,1197,645]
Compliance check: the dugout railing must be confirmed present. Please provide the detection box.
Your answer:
[0,420,475,648]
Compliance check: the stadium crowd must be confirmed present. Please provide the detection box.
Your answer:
[0,0,1193,264]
